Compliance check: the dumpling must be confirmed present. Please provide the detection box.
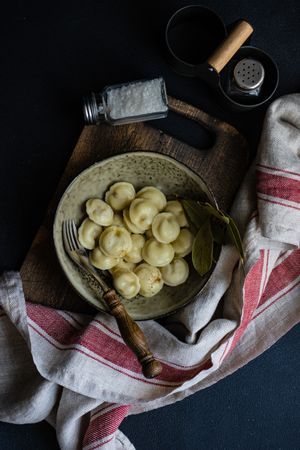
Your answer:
[164,200,188,227]
[124,234,145,263]
[112,269,140,299]
[151,212,180,244]
[109,259,136,275]
[111,212,124,227]
[123,208,145,234]
[78,218,102,250]
[172,228,194,257]
[160,258,189,286]
[99,226,132,258]
[142,238,174,267]
[105,182,135,211]
[136,186,167,211]
[134,263,164,297]
[86,198,113,226]
[129,199,158,231]
[90,247,119,270]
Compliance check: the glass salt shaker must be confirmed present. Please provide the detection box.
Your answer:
[83,77,168,125]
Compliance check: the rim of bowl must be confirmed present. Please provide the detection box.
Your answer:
[53,150,218,320]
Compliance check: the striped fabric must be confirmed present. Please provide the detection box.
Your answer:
[0,94,300,450]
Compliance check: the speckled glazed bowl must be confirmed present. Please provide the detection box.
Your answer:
[53,151,216,320]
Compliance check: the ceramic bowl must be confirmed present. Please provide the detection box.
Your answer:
[53,151,216,320]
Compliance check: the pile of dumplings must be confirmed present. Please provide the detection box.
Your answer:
[78,182,194,299]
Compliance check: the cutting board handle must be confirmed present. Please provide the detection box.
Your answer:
[207,20,253,73]
[165,96,249,210]
[168,96,226,136]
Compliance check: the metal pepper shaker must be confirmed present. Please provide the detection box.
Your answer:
[227,58,265,101]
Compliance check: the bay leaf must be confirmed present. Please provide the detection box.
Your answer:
[182,198,244,268]
[201,202,230,224]
[192,219,214,276]
[182,199,210,233]
[211,219,227,245]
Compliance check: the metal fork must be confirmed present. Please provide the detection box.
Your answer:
[62,219,162,379]
[62,219,109,293]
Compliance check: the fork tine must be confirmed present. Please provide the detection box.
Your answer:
[66,220,77,252]
[62,220,72,253]
[71,220,81,250]
[65,220,75,252]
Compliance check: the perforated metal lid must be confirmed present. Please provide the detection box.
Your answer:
[233,58,265,91]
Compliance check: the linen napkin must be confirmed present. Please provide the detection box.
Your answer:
[1,94,300,450]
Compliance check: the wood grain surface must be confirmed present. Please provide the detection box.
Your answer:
[20,96,249,313]
[207,21,253,73]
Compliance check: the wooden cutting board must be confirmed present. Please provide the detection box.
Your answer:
[20,97,249,313]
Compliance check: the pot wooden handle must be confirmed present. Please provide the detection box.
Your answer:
[103,289,162,379]
[207,20,253,73]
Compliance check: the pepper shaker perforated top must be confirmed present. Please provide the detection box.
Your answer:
[226,58,265,101]
[233,58,265,91]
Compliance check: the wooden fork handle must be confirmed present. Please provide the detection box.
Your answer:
[103,289,162,379]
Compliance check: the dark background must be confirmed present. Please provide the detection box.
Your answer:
[0,0,299,449]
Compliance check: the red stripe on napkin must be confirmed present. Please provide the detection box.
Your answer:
[253,277,300,321]
[27,304,212,384]
[258,249,300,307]
[28,321,177,387]
[225,250,265,356]
[222,249,300,363]
[83,405,130,449]
[257,163,300,178]
[257,170,300,203]
[257,195,300,211]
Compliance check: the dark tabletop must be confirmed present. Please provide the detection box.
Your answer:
[0,1,299,449]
